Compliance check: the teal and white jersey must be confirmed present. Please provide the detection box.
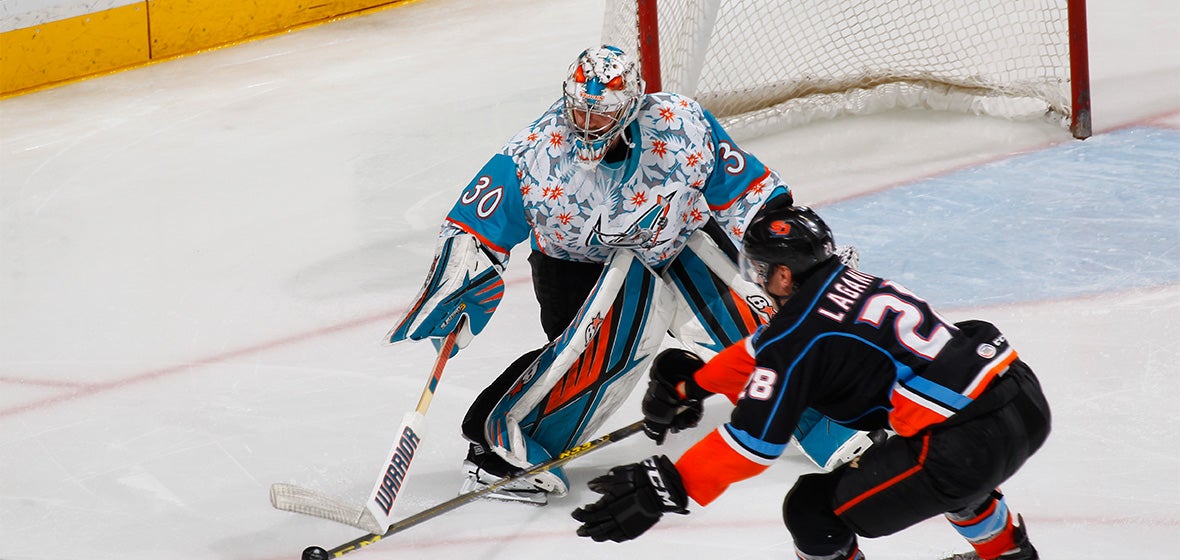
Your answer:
[442,92,791,268]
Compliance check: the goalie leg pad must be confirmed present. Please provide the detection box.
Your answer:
[528,251,607,341]
[663,230,775,359]
[484,250,672,486]
[461,348,569,497]
[793,408,879,471]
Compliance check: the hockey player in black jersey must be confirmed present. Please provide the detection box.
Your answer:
[572,205,1051,560]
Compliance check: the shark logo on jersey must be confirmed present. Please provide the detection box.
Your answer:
[586,194,672,249]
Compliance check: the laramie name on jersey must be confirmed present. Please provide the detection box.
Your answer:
[816,268,875,322]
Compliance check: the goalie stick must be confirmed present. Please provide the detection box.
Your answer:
[292,420,645,560]
[270,317,465,534]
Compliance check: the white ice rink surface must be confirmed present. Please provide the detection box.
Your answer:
[1,1,1179,559]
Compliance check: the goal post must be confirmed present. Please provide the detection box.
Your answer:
[604,0,1091,139]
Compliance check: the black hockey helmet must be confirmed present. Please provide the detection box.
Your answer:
[740,205,836,288]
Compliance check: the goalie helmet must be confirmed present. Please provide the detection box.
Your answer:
[562,45,645,167]
[740,205,836,289]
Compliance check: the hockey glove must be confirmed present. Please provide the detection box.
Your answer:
[642,349,711,444]
[571,455,688,543]
[386,234,504,356]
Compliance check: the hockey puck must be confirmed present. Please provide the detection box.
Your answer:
[302,546,330,560]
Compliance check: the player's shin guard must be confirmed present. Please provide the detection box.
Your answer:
[946,491,1038,559]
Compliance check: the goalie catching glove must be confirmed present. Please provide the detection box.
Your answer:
[571,455,688,542]
[642,349,713,444]
[386,234,505,355]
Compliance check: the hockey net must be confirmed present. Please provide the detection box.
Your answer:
[602,0,1091,139]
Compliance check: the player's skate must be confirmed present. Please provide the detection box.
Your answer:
[796,548,864,560]
[458,444,564,506]
[941,515,1039,560]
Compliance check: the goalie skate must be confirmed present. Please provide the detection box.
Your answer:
[459,459,550,506]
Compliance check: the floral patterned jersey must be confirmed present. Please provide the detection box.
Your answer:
[441,92,791,268]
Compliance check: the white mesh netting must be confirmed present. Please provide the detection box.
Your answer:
[603,0,1083,138]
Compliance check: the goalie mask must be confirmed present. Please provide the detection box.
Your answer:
[740,205,836,290]
[562,45,645,168]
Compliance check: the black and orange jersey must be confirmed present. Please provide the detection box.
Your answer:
[676,259,1018,506]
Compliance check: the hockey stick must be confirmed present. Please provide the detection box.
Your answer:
[270,317,466,534]
[296,419,645,560]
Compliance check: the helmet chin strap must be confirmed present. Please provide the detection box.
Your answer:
[603,128,632,162]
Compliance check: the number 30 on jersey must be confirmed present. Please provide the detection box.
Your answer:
[460,175,504,219]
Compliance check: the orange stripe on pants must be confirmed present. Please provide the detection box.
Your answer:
[834,433,930,516]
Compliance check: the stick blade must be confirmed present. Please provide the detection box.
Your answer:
[363,411,427,530]
[269,483,384,534]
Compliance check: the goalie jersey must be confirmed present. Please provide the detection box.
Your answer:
[440,92,791,268]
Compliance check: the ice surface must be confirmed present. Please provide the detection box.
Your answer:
[1,0,1178,558]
